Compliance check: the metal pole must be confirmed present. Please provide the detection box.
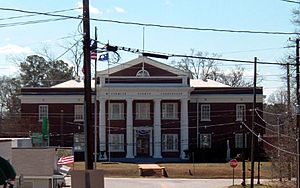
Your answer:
[241,121,246,186]
[296,38,300,188]
[94,27,98,169]
[60,109,64,146]
[82,0,94,170]
[250,57,257,188]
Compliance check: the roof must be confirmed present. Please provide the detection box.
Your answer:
[190,79,230,88]
[98,56,191,77]
[51,80,95,88]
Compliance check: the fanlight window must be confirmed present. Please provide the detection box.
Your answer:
[136,69,150,77]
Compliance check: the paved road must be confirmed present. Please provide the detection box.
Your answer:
[65,177,268,188]
[106,178,240,188]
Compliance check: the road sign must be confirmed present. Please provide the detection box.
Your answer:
[229,159,238,186]
[229,159,238,168]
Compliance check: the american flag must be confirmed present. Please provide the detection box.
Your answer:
[58,156,74,165]
[90,50,97,60]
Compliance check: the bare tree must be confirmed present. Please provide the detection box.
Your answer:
[60,34,83,78]
[171,49,253,87]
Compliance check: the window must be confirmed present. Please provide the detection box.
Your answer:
[74,105,84,121]
[109,103,124,120]
[162,134,178,152]
[236,104,246,121]
[135,103,150,120]
[199,134,211,148]
[235,133,247,148]
[38,105,48,121]
[109,134,124,152]
[201,104,210,121]
[162,103,178,119]
[73,134,85,151]
[136,69,150,77]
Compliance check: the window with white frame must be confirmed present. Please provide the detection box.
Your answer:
[38,105,48,121]
[109,134,124,152]
[136,103,150,120]
[235,133,247,148]
[162,134,178,152]
[74,105,84,121]
[201,104,211,121]
[236,104,246,121]
[199,134,212,148]
[162,103,178,120]
[109,103,124,120]
[73,133,85,151]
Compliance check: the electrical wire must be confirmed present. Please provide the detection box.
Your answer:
[254,122,296,140]
[0,7,298,35]
[242,122,299,156]
[0,17,71,28]
[280,0,300,4]
[53,38,82,61]
[255,110,286,127]
[0,7,80,21]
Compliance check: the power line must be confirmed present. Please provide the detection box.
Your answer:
[0,7,80,21]
[280,0,300,4]
[0,7,299,35]
[242,122,299,156]
[0,17,70,28]
[94,18,300,35]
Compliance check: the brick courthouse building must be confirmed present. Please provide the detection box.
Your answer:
[20,57,264,161]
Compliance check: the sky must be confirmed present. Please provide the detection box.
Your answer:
[0,0,298,99]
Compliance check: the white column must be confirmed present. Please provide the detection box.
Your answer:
[153,99,162,158]
[126,99,134,158]
[180,98,189,159]
[99,99,107,160]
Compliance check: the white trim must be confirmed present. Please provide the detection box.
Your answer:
[201,104,211,121]
[236,104,246,121]
[98,56,190,77]
[20,95,96,104]
[74,105,84,121]
[109,103,124,120]
[135,102,151,120]
[38,105,48,121]
[133,127,153,157]
[162,134,179,152]
[180,98,189,159]
[109,134,125,152]
[190,94,264,103]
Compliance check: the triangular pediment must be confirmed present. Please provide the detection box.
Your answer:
[98,56,190,77]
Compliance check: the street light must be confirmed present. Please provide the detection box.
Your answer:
[257,133,262,185]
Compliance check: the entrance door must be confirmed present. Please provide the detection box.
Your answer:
[136,134,150,157]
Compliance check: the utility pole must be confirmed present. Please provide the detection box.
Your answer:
[287,62,292,181]
[250,57,257,188]
[94,26,98,169]
[296,38,300,188]
[82,0,94,170]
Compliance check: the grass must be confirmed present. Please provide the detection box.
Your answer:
[70,162,276,179]
[70,162,295,187]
